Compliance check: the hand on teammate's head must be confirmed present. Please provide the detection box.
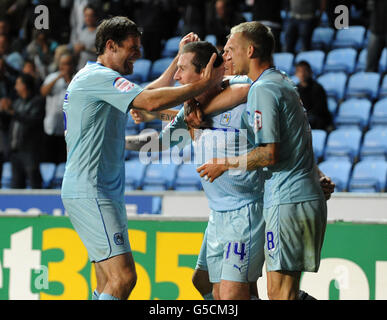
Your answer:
[184,99,203,129]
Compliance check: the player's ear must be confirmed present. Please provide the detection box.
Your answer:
[247,44,255,59]
[106,39,117,53]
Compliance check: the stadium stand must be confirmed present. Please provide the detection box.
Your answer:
[318,159,352,192]
[317,72,347,101]
[324,128,363,162]
[370,98,387,128]
[324,48,357,74]
[334,98,372,130]
[349,160,387,193]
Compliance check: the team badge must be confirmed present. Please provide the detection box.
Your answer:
[220,112,231,126]
[113,77,135,92]
[114,232,124,245]
[254,111,262,132]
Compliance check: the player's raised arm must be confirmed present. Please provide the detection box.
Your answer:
[131,53,224,112]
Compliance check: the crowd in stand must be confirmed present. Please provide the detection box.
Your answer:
[0,0,383,189]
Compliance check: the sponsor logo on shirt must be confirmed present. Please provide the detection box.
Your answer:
[254,111,262,132]
[113,77,135,92]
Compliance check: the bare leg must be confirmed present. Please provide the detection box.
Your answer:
[96,252,137,300]
[192,269,213,298]
[267,270,301,300]
[219,280,250,300]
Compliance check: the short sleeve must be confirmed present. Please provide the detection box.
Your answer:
[90,69,143,114]
[247,83,280,146]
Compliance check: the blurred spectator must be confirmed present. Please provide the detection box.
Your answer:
[71,4,98,70]
[252,0,284,52]
[26,30,58,79]
[40,54,75,164]
[284,0,324,53]
[295,60,333,131]
[22,59,43,93]
[205,0,246,50]
[48,44,72,74]
[0,34,24,72]
[1,73,45,189]
[0,15,24,54]
[0,56,16,187]
[181,0,208,40]
[366,0,387,72]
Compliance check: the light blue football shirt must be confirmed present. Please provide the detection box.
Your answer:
[160,100,264,212]
[242,68,324,208]
[62,61,143,201]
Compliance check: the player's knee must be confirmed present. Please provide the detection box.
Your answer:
[109,269,137,294]
[267,285,296,300]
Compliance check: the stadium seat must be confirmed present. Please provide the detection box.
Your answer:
[379,74,387,99]
[370,98,387,127]
[311,27,335,50]
[204,34,216,46]
[334,98,372,130]
[148,57,174,81]
[295,50,325,76]
[273,52,294,75]
[142,163,178,190]
[125,159,148,190]
[1,162,12,189]
[349,160,387,192]
[52,162,66,189]
[40,162,56,189]
[360,127,387,160]
[345,72,380,100]
[327,97,338,116]
[324,48,357,74]
[332,25,366,49]
[318,159,352,191]
[174,163,202,190]
[324,128,362,162]
[311,129,327,161]
[379,48,387,73]
[161,36,181,58]
[124,59,152,84]
[317,72,347,101]
[355,48,368,72]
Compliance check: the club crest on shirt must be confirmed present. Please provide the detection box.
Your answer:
[220,112,231,126]
[254,111,262,132]
[113,77,135,92]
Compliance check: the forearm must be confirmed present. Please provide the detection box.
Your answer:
[226,144,278,171]
[202,84,249,115]
[40,78,59,97]
[145,55,179,90]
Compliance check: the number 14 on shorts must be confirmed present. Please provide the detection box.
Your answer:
[225,241,246,261]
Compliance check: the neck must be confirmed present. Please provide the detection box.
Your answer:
[248,60,273,82]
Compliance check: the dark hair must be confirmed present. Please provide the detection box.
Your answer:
[18,73,36,95]
[95,16,141,56]
[295,60,312,73]
[181,41,223,73]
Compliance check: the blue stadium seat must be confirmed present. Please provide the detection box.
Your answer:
[332,25,366,49]
[174,163,202,190]
[317,72,347,101]
[334,98,372,130]
[149,57,174,81]
[324,128,362,161]
[273,52,294,75]
[355,48,368,72]
[349,160,387,192]
[124,59,152,83]
[327,97,338,116]
[161,36,181,58]
[205,34,216,46]
[295,50,325,76]
[142,163,178,190]
[242,11,253,22]
[345,72,380,100]
[324,48,357,74]
[1,162,12,189]
[379,48,387,73]
[40,162,56,189]
[311,27,335,50]
[318,159,352,191]
[311,129,327,161]
[379,74,387,99]
[370,98,387,127]
[52,162,66,189]
[125,159,147,190]
[360,127,387,160]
